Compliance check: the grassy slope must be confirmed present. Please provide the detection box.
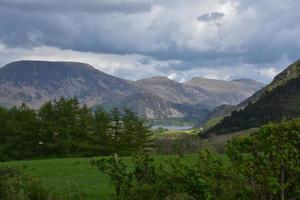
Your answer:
[1,155,198,200]
[201,116,224,131]
[152,129,196,139]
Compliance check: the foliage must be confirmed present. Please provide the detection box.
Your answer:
[94,119,300,200]
[154,134,207,155]
[93,151,242,200]
[227,119,300,200]
[0,166,54,200]
[0,98,153,161]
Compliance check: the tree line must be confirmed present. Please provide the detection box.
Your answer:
[0,98,152,161]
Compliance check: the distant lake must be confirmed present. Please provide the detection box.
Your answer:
[151,125,193,130]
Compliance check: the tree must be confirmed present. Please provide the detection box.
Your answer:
[121,108,153,154]
[110,108,123,154]
[5,104,40,159]
[94,106,113,155]
[1,98,154,160]
[227,119,300,200]
[0,106,8,161]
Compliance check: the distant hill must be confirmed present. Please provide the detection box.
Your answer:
[204,59,300,135]
[0,60,264,123]
[184,77,264,105]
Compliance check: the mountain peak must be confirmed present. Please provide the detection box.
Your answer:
[0,60,104,84]
[2,60,96,71]
[231,78,260,83]
[136,76,178,84]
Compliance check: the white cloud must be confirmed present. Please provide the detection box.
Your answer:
[257,68,281,80]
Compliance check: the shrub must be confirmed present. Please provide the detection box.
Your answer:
[0,166,54,200]
[92,151,241,200]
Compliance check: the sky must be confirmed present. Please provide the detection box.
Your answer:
[0,0,299,83]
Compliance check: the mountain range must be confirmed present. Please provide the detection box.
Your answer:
[204,59,300,135]
[0,60,264,124]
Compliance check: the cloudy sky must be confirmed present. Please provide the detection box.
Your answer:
[0,0,299,83]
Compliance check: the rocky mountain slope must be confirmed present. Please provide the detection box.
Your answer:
[0,60,138,108]
[185,78,264,105]
[0,60,264,123]
[204,59,300,135]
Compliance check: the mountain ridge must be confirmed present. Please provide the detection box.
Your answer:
[0,60,264,123]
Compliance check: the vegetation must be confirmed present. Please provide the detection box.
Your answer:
[226,119,300,199]
[200,116,224,132]
[1,155,199,200]
[1,119,299,199]
[206,76,300,135]
[95,119,300,200]
[0,98,153,161]
[0,166,55,200]
[146,118,198,126]
[0,93,299,200]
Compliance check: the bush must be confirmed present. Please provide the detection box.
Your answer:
[92,151,242,200]
[0,166,54,200]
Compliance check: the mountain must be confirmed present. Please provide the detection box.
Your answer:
[103,92,210,122]
[0,60,264,123]
[185,77,264,105]
[133,76,264,122]
[136,76,220,108]
[0,60,138,108]
[137,76,264,108]
[205,59,300,135]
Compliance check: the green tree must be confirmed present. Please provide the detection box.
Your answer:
[0,106,9,161]
[121,109,153,154]
[227,119,300,200]
[94,106,113,155]
[38,97,93,156]
[109,108,123,154]
[5,104,40,159]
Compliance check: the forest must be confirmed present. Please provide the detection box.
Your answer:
[0,98,152,161]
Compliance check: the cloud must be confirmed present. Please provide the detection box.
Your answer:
[0,43,177,80]
[257,68,281,80]
[197,12,225,22]
[0,0,299,83]
[0,0,152,14]
[167,73,186,82]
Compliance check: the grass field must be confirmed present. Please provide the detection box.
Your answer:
[1,155,199,200]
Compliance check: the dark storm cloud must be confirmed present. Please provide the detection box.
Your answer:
[0,0,152,14]
[197,12,225,22]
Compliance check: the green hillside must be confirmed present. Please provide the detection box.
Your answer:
[205,60,300,135]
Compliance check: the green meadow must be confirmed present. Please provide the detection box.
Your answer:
[1,155,199,200]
